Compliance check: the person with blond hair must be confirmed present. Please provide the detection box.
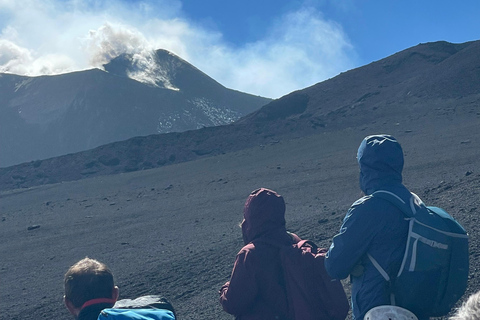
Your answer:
[64,257,119,320]
[64,257,176,320]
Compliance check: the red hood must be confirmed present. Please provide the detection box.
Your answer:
[242,188,286,244]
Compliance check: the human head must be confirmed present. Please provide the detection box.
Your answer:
[241,188,286,244]
[64,257,119,317]
[450,291,480,320]
[357,134,404,194]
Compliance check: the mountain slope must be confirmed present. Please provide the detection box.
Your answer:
[0,40,479,191]
[0,50,271,167]
[1,40,480,320]
[242,40,479,129]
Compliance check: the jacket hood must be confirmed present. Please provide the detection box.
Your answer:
[357,134,404,194]
[241,188,286,244]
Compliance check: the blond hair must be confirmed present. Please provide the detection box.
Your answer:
[64,257,115,308]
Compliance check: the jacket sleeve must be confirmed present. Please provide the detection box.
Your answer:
[219,247,258,315]
[324,197,381,280]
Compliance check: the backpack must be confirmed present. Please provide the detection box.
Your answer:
[276,239,350,320]
[98,309,175,320]
[369,190,469,318]
[98,295,176,320]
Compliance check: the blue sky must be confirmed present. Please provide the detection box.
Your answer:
[0,0,479,98]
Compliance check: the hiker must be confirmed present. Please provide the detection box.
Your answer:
[324,134,420,320]
[64,257,176,320]
[64,257,120,320]
[219,188,302,319]
[450,291,480,320]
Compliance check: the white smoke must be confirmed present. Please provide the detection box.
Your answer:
[86,23,151,67]
[0,39,77,75]
[193,8,355,98]
[85,23,179,90]
[0,39,32,73]
[0,0,357,98]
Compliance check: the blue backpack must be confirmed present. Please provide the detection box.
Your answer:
[368,190,469,318]
[97,295,176,320]
[98,308,175,320]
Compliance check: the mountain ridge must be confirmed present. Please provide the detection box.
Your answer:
[0,50,271,167]
[1,40,479,191]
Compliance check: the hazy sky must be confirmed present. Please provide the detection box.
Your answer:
[1,0,479,98]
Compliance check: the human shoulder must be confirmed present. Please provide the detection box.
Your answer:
[350,195,385,213]
[347,194,389,219]
[352,193,396,208]
[351,195,372,207]
[233,243,261,268]
[235,243,257,258]
[240,243,255,252]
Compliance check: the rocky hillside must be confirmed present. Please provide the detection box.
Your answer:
[1,40,478,191]
[0,49,271,167]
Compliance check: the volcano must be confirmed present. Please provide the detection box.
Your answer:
[0,49,271,167]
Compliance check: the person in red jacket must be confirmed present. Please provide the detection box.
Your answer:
[219,188,301,320]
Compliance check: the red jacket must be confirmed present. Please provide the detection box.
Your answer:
[219,188,300,320]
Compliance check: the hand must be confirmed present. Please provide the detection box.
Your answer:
[219,281,230,294]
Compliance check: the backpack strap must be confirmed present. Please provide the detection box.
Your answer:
[371,190,422,218]
[366,190,421,306]
[367,253,396,306]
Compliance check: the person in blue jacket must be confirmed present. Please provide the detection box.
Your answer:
[324,134,421,320]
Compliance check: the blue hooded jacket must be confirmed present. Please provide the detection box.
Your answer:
[325,135,416,320]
